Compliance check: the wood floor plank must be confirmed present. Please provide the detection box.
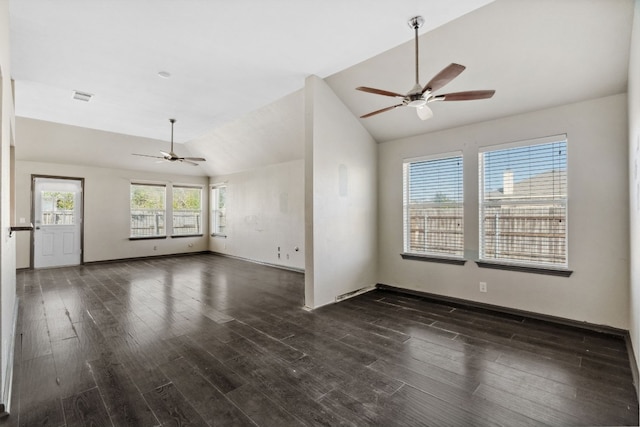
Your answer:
[159,357,255,427]
[88,355,160,426]
[226,383,302,427]
[62,387,112,427]
[224,355,351,426]
[50,337,97,399]
[142,382,208,427]
[169,335,245,394]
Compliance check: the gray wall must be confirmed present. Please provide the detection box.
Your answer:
[378,94,629,329]
[304,75,378,308]
[208,159,305,271]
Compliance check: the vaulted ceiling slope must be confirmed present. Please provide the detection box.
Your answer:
[326,0,634,142]
[11,0,634,177]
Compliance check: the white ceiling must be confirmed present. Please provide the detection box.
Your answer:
[10,0,492,142]
[10,0,634,177]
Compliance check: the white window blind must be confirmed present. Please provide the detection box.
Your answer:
[403,153,463,257]
[479,136,567,267]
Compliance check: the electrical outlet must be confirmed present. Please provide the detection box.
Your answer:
[479,282,487,293]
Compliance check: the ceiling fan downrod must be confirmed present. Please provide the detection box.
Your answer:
[169,118,176,153]
[408,16,425,87]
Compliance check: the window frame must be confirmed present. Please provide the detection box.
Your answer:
[210,184,227,237]
[129,182,167,239]
[402,151,464,261]
[478,134,569,270]
[171,184,204,237]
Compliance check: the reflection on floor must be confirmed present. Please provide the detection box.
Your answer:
[3,253,638,426]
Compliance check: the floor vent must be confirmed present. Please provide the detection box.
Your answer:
[335,286,375,302]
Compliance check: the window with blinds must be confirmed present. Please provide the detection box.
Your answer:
[403,152,464,258]
[479,136,567,267]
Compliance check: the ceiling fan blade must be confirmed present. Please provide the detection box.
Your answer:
[160,151,172,158]
[182,157,206,162]
[133,153,164,159]
[416,105,433,121]
[360,104,404,118]
[356,86,405,98]
[422,63,466,94]
[179,159,199,166]
[435,90,496,101]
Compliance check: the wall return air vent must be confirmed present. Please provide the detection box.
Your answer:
[72,90,93,102]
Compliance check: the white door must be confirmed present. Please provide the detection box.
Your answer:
[33,177,83,268]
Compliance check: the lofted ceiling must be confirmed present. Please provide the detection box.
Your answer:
[327,0,634,142]
[10,0,634,177]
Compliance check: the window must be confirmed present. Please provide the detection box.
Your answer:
[172,186,202,236]
[211,185,227,236]
[479,136,567,267]
[130,183,166,237]
[41,191,75,225]
[403,152,463,258]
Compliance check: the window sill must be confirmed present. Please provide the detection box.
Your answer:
[475,260,573,277]
[129,236,167,241]
[211,234,227,238]
[401,253,466,266]
[171,234,203,238]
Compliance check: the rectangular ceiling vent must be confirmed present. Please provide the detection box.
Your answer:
[72,90,93,102]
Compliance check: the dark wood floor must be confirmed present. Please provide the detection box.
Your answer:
[1,253,637,426]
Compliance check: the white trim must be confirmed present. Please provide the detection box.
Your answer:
[479,133,567,153]
[172,183,204,189]
[403,150,463,164]
[129,179,167,186]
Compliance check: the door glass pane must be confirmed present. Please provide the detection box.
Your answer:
[41,191,75,225]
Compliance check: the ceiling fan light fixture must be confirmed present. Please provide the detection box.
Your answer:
[408,99,427,108]
[417,105,433,120]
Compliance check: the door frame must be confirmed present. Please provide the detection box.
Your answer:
[30,174,85,269]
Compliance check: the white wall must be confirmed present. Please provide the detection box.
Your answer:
[629,0,640,379]
[15,160,209,268]
[304,75,378,309]
[0,0,17,411]
[379,94,629,329]
[208,159,305,271]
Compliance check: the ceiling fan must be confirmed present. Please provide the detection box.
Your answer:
[133,118,206,166]
[357,16,495,120]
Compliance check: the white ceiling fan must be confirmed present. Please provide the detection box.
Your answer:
[133,118,206,166]
[357,16,495,120]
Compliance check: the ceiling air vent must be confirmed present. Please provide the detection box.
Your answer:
[72,90,93,102]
